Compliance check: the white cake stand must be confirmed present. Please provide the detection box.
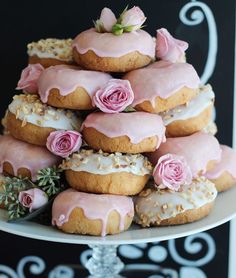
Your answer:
[0,186,236,277]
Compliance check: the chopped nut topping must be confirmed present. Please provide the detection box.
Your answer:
[27,38,73,61]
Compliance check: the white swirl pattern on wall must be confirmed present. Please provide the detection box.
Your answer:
[179,0,218,84]
[168,233,216,267]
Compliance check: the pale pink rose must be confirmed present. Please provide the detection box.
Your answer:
[121,6,146,31]
[153,154,192,191]
[19,188,48,212]
[92,79,134,113]
[156,28,189,63]
[99,7,117,32]
[16,64,44,93]
[46,130,82,158]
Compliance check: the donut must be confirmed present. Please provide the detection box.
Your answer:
[6,94,82,146]
[124,61,200,113]
[72,28,155,72]
[0,135,61,181]
[147,132,221,177]
[52,189,134,236]
[38,65,111,110]
[204,145,236,192]
[161,85,214,137]
[27,38,73,68]
[61,149,153,195]
[134,178,217,227]
[82,112,166,153]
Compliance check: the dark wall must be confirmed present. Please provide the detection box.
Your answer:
[0,1,235,277]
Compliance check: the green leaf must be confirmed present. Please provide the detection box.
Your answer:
[8,197,55,223]
[112,24,124,36]
[37,166,63,198]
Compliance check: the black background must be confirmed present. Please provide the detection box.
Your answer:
[0,0,235,277]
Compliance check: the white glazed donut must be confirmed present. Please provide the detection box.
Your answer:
[134,178,217,227]
[61,149,153,195]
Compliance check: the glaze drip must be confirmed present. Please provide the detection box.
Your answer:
[52,189,134,236]
[0,135,61,181]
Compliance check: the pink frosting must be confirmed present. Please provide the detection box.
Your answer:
[124,61,200,107]
[205,145,236,179]
[52,189,134,236]
[147,132,221,177]
[0,135,61,181]
[72,28,155,58]
[82,112,166,146]
[38,65,112,103]
[156,28,188,62]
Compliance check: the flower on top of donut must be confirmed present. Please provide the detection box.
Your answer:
[94,8,117,33]
[46,130,82,158]
[156,28,189,63]
[92,79,134,113]
[16,63,44,94]
[94,6,146,35]
[153,153,192,191]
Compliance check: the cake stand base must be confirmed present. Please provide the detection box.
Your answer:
[86,245,124,278]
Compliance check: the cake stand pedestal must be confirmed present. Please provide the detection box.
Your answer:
[0,185,236,277]
[86,245,124,277]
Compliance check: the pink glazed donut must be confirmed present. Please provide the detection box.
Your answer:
[38,65,112,110]
[147,131,221,177]
[72,28,155,72]
[52,189,134,236]
[124,61,200,113]
[204,145,236,192]
[81,111,166,153]
[0,135,61,181]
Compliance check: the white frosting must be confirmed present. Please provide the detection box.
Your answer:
[28,48,70,61]
[61,150,153,176]
[27,39,73,62]
[8,95,81,130]
[202,121,217,135]
[134,178,217,226]
[160,85,214,125]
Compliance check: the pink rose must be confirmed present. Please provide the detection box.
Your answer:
[121,6,146,31]
[16,63,44,93]
[95,7,117,32]
[153,154,192,191]
[46,130,82,158]
[92,79,134,113]
[19,188,48,212]
[156,28,189,63]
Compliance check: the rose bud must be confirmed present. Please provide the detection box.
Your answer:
[92,79,134,113]
[153,154,192,191]
[18,188,48,212]
[95,7,117,33]
[121,6,146,32]
[156,28,189,63]
[16,63,44,94]
[46,130,82,158]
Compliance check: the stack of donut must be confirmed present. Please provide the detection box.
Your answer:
[1,6,235,236]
